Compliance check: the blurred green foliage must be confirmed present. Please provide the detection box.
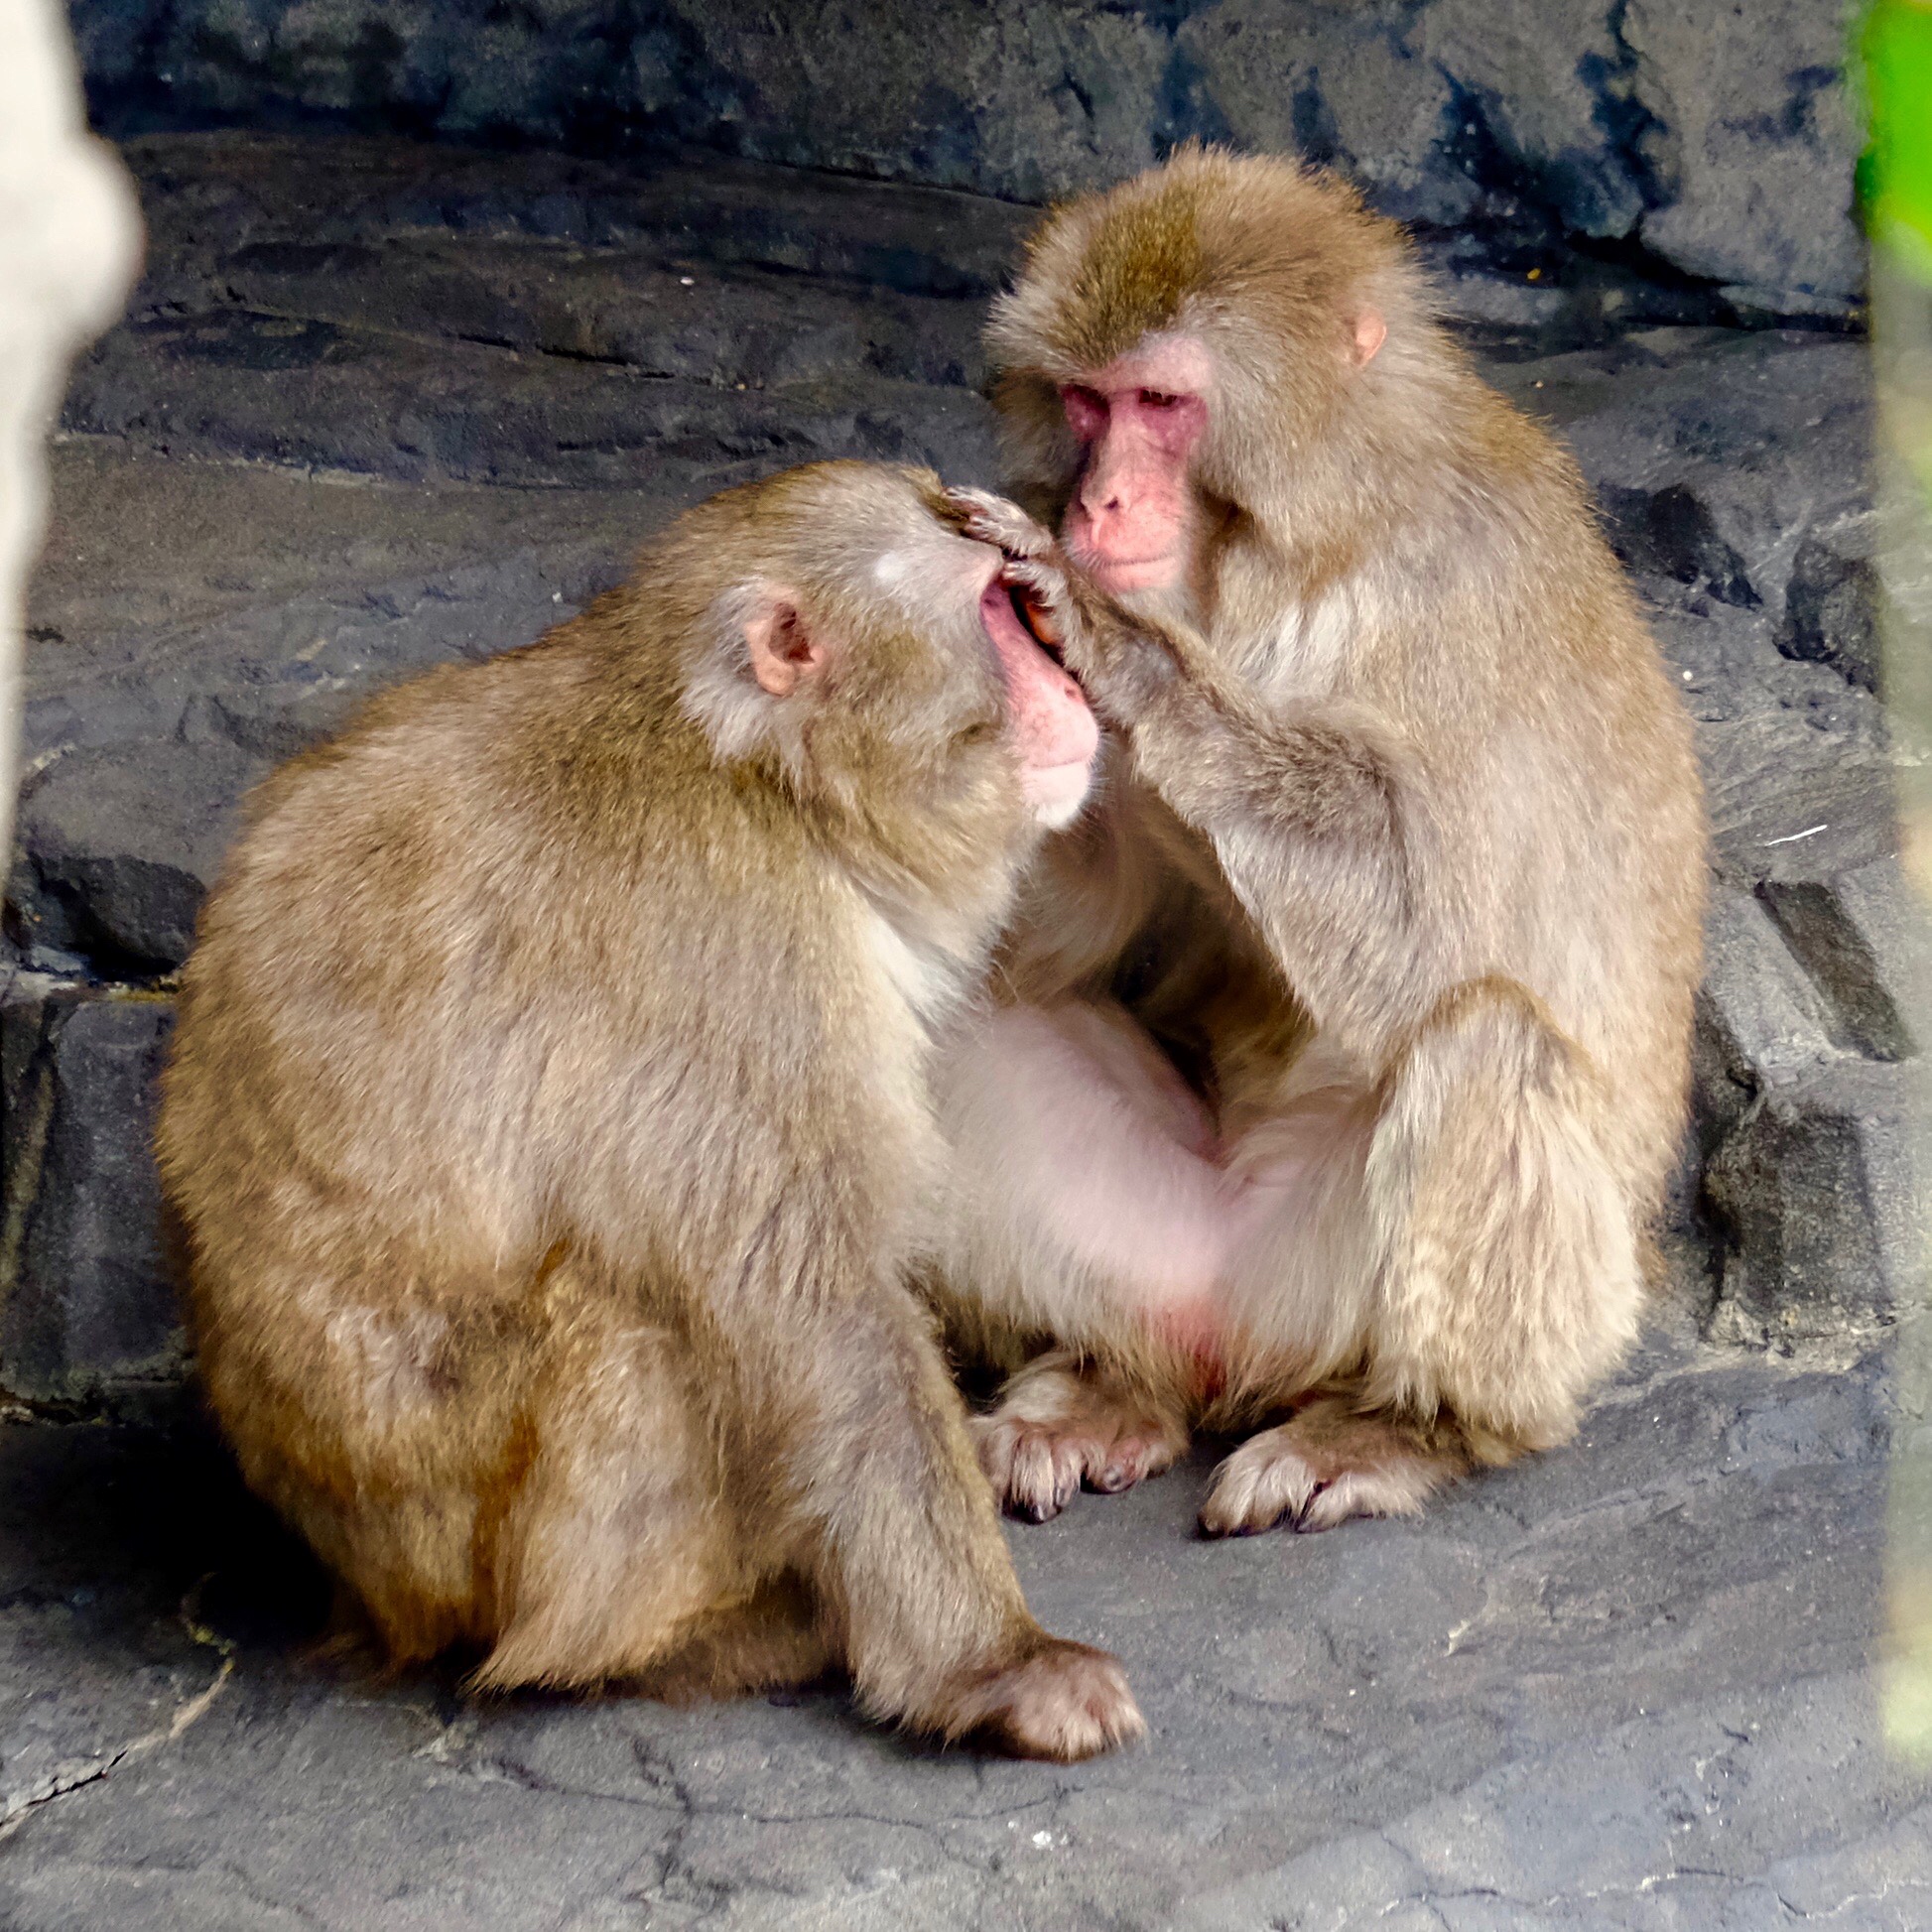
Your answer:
[1860,0,1932,283]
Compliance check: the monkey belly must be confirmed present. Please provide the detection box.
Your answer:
[938,998,1258,1381]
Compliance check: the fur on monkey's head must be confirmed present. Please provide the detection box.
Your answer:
[654,462,1096,899]
[987,146,1444,540]
[993,147,1412,367]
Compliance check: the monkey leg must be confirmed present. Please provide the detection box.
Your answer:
[932,998,1250,1512]
[936,1000,1231,1340]
[971,1348,1190,1523]
[769,1281,1143,1759]
[1202,979,1642,1536]
[627,1572,833,1704]
[471,1313,748,1693]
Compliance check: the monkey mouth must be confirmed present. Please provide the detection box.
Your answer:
[1002,576,1070,670]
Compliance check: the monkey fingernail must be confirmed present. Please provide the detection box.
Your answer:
[1197,1516,1243,1539]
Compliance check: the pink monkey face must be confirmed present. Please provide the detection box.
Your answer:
[1058,335,1214,596]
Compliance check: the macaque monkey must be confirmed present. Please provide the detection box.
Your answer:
[156,461,1144,1761]
[926,148,1707,1534]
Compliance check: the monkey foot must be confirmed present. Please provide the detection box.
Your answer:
[973,1354,1188,1522]
[1197,1399,1470,1537]
[938,1637,1145,1761]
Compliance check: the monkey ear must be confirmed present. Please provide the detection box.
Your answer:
[1351,310,1387,366]
[743,591,826,698]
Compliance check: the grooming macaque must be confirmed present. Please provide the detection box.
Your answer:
[157,461,1143,1760]
[928,148,1707,1533]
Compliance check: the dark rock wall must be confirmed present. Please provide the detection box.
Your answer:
[71,0,1863,319]
[2,129,1915,1414]
[3,0,1904,1410]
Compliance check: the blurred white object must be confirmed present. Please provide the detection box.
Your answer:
[0,0,140,869]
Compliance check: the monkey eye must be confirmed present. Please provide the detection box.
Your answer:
[1139,389,1180,410]
[953,715,1001,749]
[1060,384,1108,437]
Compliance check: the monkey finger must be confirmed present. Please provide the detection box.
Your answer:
[1011,578,1063,649]
[1000,556,1080,654]
[940,485,1055,561]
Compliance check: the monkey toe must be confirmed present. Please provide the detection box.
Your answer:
[1200,1412,1461,1536]
[1291,1462,1441,1532]
[972,1413,1082,1520]
[975,1356,1189,1520]
[1090,1429,1182,1494]
[1008,1428,1095,1521]
[974,1401,1182,1520]
[1197,1436,1318,1539]
[941,1638,1145,1762]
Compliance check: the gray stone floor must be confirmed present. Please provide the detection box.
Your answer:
[2,1316,1925,1928]
[4,131,1931,1926]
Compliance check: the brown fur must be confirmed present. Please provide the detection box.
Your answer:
[931,151,1708,1532]
[157,461,1142,1758]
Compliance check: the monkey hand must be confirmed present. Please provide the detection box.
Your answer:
[1051,595,1189,723]
[938,485,1056,561]
[942,487,1182,719]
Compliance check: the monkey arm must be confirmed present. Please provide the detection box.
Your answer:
[943,489,1447,1056]
[1066,606,1445,1058]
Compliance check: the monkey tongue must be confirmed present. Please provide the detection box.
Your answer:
[979,579,1097,778]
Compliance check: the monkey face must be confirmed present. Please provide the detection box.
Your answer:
[680,463,1097,845]
[1055,333,1214,597]
[985,148,1411,613]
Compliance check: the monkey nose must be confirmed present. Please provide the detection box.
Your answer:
[1080,476,1128,519]
[1077,499,1136,558]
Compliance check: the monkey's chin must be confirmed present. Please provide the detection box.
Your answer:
[1072,551,1185,597]
[1024,761,1095,831]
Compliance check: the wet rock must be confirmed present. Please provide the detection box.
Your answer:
[1757,878,1915,1064]
[1622,0,1864,316]
[1696,888,1839,1090]
[1704,1057,1926,1342]
[0,1343,1918,1927]
[1694,860,1932,1339]
[1597,480,1759,607]
[1777,529,1882,694]
[9,743,266,975]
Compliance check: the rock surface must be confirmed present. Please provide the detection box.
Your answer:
[5,130,1922,1404]
[1,1321,1926,1927]
[1,121,1926,1932]
[71,0,1865,319]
